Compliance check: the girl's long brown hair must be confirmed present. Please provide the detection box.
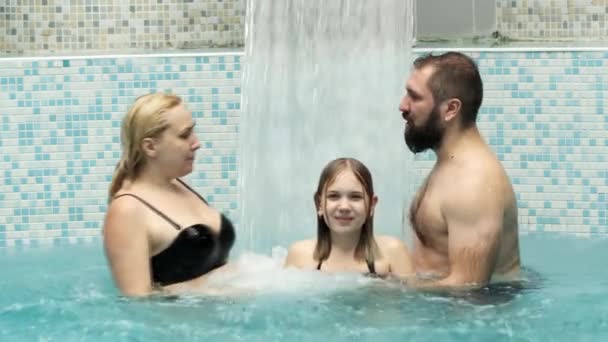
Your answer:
[313,158,380,263]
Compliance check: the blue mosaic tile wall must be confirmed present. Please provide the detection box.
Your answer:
[0,53,242,248]
[496,0,608,41]
[2,0,245,54]
[1,49,607,248]
[411,49,608,236]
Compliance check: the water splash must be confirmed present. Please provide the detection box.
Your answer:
[200,249,377,296]
[240,0,416,253]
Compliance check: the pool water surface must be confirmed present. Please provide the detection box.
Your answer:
[0,234,607,341]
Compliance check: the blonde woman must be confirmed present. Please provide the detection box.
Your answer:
[103,93,235,297]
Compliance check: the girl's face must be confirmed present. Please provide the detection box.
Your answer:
[318,170,377,235]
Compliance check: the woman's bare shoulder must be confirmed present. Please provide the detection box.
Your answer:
[106,194,144,217]
[103,194,149,237]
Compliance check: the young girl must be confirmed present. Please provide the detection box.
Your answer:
[284,158,413,277]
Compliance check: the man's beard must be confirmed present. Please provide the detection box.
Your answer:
[403,105,444,154]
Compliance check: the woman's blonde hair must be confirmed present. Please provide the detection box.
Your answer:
[313,158,380,263]
[108,93,182,201]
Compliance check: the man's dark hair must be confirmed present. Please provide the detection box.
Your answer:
[413,52,483,127]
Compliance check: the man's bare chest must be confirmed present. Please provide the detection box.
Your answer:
[409,178,448,250]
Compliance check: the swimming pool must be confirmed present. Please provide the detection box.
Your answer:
[1,234,606,341]
[2,1,608,340]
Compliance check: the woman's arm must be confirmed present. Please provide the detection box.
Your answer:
[104,196,229,297]
[103,197,155,297]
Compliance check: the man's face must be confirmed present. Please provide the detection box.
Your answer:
[399,67,445,153]
[404,103,444,153]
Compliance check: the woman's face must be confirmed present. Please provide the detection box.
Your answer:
[151,104,201,177]
[318,170,375,235]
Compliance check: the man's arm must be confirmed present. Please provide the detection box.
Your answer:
[433,196,502,287]
[405,177,504,289]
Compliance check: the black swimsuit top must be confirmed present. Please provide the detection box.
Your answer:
[316,259,376,275]
[113,179,236,286]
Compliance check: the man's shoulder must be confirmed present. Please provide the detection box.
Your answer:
[441,151,513,209]
[450,146,511,187]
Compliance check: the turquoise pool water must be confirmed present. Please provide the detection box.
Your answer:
[1,234,607,341]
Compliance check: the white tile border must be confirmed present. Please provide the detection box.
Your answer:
[0,50,246,62]
[414,47,608,53]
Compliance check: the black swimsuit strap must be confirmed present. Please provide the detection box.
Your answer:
[176,178,209,205]
[113,193,181,230]
[366,259,376,275]
[316,259,376,274]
